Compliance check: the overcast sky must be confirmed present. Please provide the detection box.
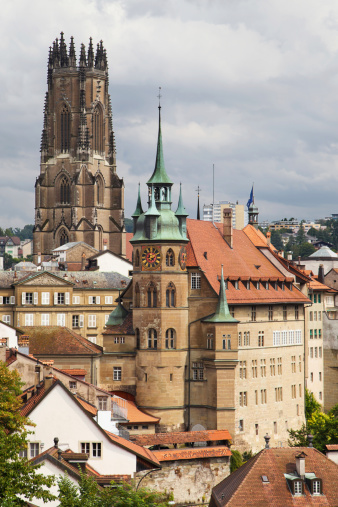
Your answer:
[2,0,338,227]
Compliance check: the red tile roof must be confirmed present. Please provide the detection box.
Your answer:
[326,444,338,451]
[210,447,338,507]
[104,430,160,468]
[186,219,308,304]
[243,225,276,249]
[20,380,56,416]
[114,398,159,424]
[20,327,102,356]
[131,429,232,446]
[76,396,97,416]
[154,446,231,462]
[60,369,87,376]
[102,312,134,335]
[126,233,133,262]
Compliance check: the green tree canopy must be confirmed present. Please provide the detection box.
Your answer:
[0,362,55,505]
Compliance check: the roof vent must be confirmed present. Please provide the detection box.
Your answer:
[261,475,269,483]
[203,252,208,260]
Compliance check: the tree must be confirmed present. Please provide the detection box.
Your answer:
[270,231,283,251]
[230,449,243,473]
[305,389,321,420]
[296,223,306,245]
[0,361,55,505]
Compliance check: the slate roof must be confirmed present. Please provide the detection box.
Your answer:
[186,219,308,305]
[20,326,103,356]
[309,246,338,258]
[131,429,232,446]
[210,447,338,507]
[154,446,231,462]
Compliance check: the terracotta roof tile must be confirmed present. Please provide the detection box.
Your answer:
[131,429,231,446]
[210,447,338,507]
[104,430,160,468]
[154,446,231,462]
[114,398,159,424]
[20,380,56,417]
[103,313,134,335]
[308,279,332,291]
[20,326,102,356]
[242,224,275,249]
[76,396,97,416]
[326,444,338,450]
[60,369,87,376]
[186,219,308,305]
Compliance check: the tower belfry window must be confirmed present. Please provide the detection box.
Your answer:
[59,230,69,246]
[166,282,176,307]
[147,283,157,308]
[93,105,103,153]
[60,177,70,204]
[166,249,175,266]
[60,104,70,153]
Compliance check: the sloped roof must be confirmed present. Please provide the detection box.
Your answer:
[309,246,338,258]
[88,249,132,265]
[243,224,275,249]
[131,429,231,446]
[308,279,333,292]
[60,368,87,376]
[186,219,308,305]
[104,430,160,468]
[154,446,231,462]
[103,311,134,334]
[20,326,102,356]
[114,398,159,424]
[210,447,338,507]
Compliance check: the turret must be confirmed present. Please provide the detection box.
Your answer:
[175,183,188,239]
[203,266,238,324]
[132,184,144,234]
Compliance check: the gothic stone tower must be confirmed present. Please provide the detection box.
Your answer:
[130,106,189,432]
[33,33,126,261]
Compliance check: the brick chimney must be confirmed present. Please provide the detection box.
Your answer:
[44,374,54,391]
[295,452,306,479]
[318,264,324,284]
[223,208,233,248]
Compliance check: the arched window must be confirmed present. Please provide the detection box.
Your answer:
[60,103,70,153]
[59,229,69,246]
[60,176,70,204]
[147,283,157,308]
[135,250,140,267]
[135,283,140,308]
[148,328,157,349]
[165,328,176,349]
[166,282,176,308]
[93,105,103,153]
[166,249,175,267]
[135,328,140,349]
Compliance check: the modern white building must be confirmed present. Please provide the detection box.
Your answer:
[203,200,246,229]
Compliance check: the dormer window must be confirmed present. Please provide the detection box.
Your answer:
[294,481,303,495]
[312,479,322,495]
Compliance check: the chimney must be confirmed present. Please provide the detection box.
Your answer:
[266,231,271,246]
[287,251,292,261]
[223,208,233,248]
[318,264,324,284]
[38,252,41,264]
[35,365,41,386]
[295,452,306,479]
[44,374,54,391]
[81,253,86,271]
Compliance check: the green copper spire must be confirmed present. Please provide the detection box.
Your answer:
[147,105,173,185]
[203,266,239,323]
[132,183,144,218]
[106,298,129,326]
[175,183,188,217]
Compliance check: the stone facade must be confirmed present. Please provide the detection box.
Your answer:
[33,34,126,262]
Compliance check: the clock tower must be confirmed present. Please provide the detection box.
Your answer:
[130,105,189,431]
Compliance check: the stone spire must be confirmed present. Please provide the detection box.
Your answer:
[79,43,87,67]
[69,36,76,67]
[203,266,238,323]
[87,37,94,68]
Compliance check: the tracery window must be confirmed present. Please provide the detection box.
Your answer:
[165,328,176,349]
[166,249,175,266]
[93,105,104,153]
[134,283,140,308]
[135,328,140,349]
[60,103,70,153]
[147,283,157,308]
[166,282,176,308]
[60,177,70,204]
[59,230,69,246]
[135,250,140,267]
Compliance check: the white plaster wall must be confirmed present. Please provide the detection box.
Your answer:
[96,254,131,277]
[27,384,137,475]
[327,451,338,465]
[29,460,79,507]
[0,322,18,348]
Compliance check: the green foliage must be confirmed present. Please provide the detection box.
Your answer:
[295,224,306,245]
[58,472,173,507]
[288,390,338,453]
[230,449,243,473]
[242,450,255,463]
[124,218,133,233]
[0,362,56,505]
[270,231,283,250]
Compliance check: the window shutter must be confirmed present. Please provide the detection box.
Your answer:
[79,315,84,328]
[0,297,3,304]
[54,293,58,305]
[34,292,38,305]
[22,292,26,305]
[10,296,15,304]
[89,296,93,304]
[65,292,70,305]
[96,296,100,304]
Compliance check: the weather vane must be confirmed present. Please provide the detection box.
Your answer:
[196,185,201,196]
[157,86,162,108]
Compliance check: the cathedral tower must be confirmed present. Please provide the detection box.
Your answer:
[33,33,125,261]
[130,105,189,432]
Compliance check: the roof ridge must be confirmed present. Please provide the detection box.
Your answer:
[66,327,102,353]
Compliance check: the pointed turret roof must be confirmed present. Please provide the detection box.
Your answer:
[106,299,129,327]
[203,266,239,323]
[175,184,188,217]
[132,184,144,218]
[145,187,160,216]
[147,106,173,186]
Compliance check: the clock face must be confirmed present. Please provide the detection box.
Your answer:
[179,246,187,270]
[142,246,161,270]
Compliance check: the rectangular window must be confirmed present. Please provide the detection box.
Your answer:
[252,360,257,378]
[25,292,33,304]
[88,315,96,328]
[318,311,321,321]
[295,330,302,344]
[2,315,10,324]
[191,273,201,289]
[289,330,295,345]
[98,397,108,410]
[260,359,266,377]
[30,443,40,458]
[313,294,317,303]
[294,481,302,495]
[270,358,275,376]
[258,331,264,347]
[239,419,244,431]
[283,305,287,320]
[319,372,322,381]
[291,356,296,373]
[73,295,80,304]
[105,296,113,304]
[41,314,50,326]
[310,329,313,339]
[25,314,34,326]
[319,391,322,400]
[207,338,214,349]
[72,315,79,328]
[319,347,322,358]
[19,448,27,458]
[229,306,235,318]
[309,311,313,321]
[299,384,302,396]
[41,292,50,305]
[273,331,280,346]
[251,306,256,321]
[255,390,258,405]
[238,332,242,347]
[281,331,288,345]
[69,381,77,389]
[318,294,321,303]
[260,389,267,404]
[310,372,313,382]
[310,347,313,358]
[315,347,318,358]
[313,480,321,494]
[314,311,317,321]
[92,443,101,458]
[268,306,273,321]
[81,442,90,455]
[192,362,204,380]
[314,329,317,339]
[113,367,121,381]
[277,357,282,375]
[57,293,65,305]
[57,314,66,326]
[318,329,322,338]
[295,305,299,320]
